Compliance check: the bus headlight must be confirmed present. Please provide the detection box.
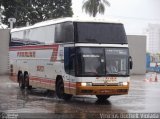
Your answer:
[81,82,92,86]
[81,83,87,86]
[123,82,128,86]
[119,82,128,86]
[86,82,92,86]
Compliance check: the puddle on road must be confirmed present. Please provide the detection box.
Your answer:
[1,87,128,114]
[1,74,160,118]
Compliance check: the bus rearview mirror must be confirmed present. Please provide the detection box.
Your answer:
[129,56,133,70]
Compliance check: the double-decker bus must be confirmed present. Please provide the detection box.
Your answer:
[10,18,133,101]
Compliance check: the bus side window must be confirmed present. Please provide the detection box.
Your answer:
[55,22,74,43]
[64,47,75,76]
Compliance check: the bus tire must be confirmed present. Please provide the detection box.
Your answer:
[56,80,72,101]
[96,95,110,101]
[56,80,64,98]
[24,74,32,90]
[18,73,25,89]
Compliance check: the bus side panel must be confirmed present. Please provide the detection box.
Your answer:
[9,45,64,91]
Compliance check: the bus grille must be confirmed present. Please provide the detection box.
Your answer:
[92,83,119,86]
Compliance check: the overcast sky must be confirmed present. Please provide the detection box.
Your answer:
[72,0,160,35]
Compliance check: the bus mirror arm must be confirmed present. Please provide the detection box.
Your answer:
[129,56,133,70]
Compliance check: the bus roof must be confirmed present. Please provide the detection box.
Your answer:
[11,17,122,32]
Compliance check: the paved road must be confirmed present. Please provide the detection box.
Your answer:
[0,74,160,119]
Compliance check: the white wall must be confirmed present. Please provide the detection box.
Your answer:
[127,35,146,74]
[0,29,10,75]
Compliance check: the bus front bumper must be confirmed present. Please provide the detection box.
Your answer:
[76,85,129,95]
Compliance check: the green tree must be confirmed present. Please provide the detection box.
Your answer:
[1,0,73,27]
[82,0,110,17]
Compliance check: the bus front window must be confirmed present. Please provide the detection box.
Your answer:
[105,48,129,75]
[76,48,105,76]
[76,47,129,76]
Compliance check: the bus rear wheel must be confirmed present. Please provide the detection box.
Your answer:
[18,73,25,89]
[24,74,32,90]
[56,80,72,101]
[96,95,110,101]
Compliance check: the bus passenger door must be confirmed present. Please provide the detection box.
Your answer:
[64,47,76,94]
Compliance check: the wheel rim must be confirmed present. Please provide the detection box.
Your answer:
[18,74,25,89]
[25,75,29,87]
[19,79,22,87]
[56,81,64,99]
[56,80,72,100]
[59,84,64,98]
[19,75,22,88]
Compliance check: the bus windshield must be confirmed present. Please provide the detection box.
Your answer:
[75,22,127,44]
[76,47,129,76]
[105,48,129,75]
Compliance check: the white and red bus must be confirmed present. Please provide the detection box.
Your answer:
[9,18,133,101]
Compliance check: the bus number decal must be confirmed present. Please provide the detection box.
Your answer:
[37,66,45,72]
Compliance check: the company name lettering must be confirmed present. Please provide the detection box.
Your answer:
[17,51,36,57]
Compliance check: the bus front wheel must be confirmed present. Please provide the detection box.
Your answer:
[56,80,72,101]
[96,95,110,101]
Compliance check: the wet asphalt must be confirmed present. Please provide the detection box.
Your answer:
[0,73,160,119]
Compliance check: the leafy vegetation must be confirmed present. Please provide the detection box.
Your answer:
[0,0,73,27]
[82,0,110,17]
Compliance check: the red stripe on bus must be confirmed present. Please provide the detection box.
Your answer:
[64,82,76,88]
[10,44,59,51]
[50,45,59,62]
[30,77,55,84]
